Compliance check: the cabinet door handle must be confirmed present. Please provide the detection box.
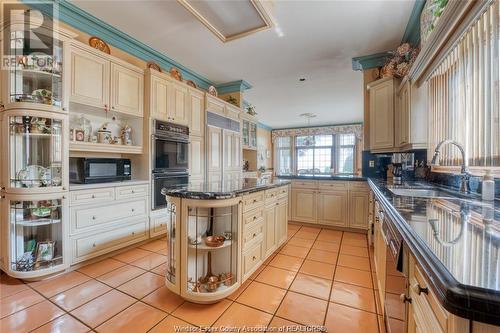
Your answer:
[132,231,135,235]
[399,294,412,304]
[131,190,135,194]
[253,233,256,238]
[252,256,257,261]
[92,243,96,247]
[412,283,429,295]
[91,195,95,199]
[92,216,96,220]
[131,208,135,212]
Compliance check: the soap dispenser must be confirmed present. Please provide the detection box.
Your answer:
[482,170,495,201]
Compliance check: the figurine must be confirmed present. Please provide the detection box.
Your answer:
[97,123,113,144]
[121,124,132,145]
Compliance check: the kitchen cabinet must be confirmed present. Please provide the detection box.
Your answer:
[189,88,205,137]
[207,126,223,174]
[241,113,258,150]
[189,136,205,182]
[396,79,410,148]
[224,131,242,172]
[168,81,188,125]
[264,204,277,257]
[70,43,144,117]
[367,77,398,152]
[110,63,144,117]
[348,191,369,229]
[373,202,386,314]
[317,190,348,227]
[276,197,288,245]
[291,188,317,223]
[148,74,168,121]
[70,45,110,109]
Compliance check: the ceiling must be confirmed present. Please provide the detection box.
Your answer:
[69,0,414,129]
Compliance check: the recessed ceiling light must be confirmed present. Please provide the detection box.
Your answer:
[274,24,284,37]
[299,78,306,82]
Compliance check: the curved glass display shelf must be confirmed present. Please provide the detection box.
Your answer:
[8,30,63,108]
[9,198,64,273]
[8,115,63,189]
[185,205,238,295]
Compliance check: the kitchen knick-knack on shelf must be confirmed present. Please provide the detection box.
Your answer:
[381,43,419,79]
[97,123,113,144]
[246,104,257,116]
[121,124,132,146]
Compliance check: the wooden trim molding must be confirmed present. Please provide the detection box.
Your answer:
[431,166,500,178]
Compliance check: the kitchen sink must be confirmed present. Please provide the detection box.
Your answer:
[388,188,454,198]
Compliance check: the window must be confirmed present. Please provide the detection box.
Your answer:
[337,134,355,174]
[296,135,333,175]
[427,1,500,168]
[275,137,292,175]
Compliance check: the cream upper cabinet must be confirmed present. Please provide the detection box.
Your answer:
[70,46,110,108]
[317,190,348,227]
[225,104,241,120]
[168,82,188,125]
[110,63,144,117]
[368,77,398,152]
[207,126,223,173]
[189,89,204,137]
[189,136,205,180]
[348,191,369,229]
[396,79,410,148]
[291,189,317,223]
[149,74,168,120]
[206,94,225,116]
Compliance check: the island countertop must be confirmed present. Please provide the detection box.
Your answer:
[162,178,291,200]
[368,178,500,325]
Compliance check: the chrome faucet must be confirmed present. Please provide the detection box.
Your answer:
[431,139,470,193]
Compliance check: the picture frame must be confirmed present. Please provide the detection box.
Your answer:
[35,241,55,263]
[75,129,85,142]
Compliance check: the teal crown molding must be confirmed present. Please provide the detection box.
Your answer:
[257,122,272,131]
[216,80,253,94]
[352,52,390,71]
[401,0,426,46]
[23,0,213,89]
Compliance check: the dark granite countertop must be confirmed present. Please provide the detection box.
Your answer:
[277,175,367,181]
[162,178,291,200]
[368,178,500,325]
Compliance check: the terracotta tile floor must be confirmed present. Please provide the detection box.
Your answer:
[0,223,385,333]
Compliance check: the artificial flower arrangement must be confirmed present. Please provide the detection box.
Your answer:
[381,43,419,79]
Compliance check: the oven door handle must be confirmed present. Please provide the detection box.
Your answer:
[152,134,189,143]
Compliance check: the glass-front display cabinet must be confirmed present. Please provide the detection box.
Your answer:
[1,15,75,112]
[172,197,241,303]
[1,193,68,279]
[1,110,68,194]
[241,118,257,150]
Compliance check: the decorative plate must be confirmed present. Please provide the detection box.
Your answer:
[186,80,197,88]
[169,67,182,81]
[32,207,52,218]
[147,61,162,72]
[17,165,50,188]
[88,37,111,54]
[208,85,218,97]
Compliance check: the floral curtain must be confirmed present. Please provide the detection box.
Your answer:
[271,124,363,142]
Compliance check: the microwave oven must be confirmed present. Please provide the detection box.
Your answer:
[69,158,131,184]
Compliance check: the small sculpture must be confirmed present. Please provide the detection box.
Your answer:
[121,124,132,146]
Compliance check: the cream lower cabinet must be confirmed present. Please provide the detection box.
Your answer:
[317,190,348,227]
[69,183,149,264]
[264,204,277,257]
[291,180,368,230]
[291,188,317,223]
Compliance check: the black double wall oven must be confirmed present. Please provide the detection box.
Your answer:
[152,120,189,210]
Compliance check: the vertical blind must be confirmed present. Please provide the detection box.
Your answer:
[427,0,500,167]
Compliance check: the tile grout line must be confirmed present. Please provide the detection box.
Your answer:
[321,228,343,328]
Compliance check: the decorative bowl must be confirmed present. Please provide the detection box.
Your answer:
[204,235,225,247]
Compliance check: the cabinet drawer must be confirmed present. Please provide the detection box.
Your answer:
[243,223,264,249]
[72,198,148,233]
[242,208,264,228]
[277,186,289,198]
[318,181,348,191]
[349,181,369,191]
[242,192,265,213]
[72,218,148,263]
[265,188,279,200]
[242,240,263,280]
[115,184,148,200]
[150,215,168,237]
[70,187,115,206]
[291,180,318,189]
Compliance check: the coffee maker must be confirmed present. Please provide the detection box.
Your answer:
[391,154,405,184]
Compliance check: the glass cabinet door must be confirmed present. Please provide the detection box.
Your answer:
[250,123,257,148]
[242,120,250,146]
[185,204,239,295]
[7,113,65,191]
[8,30,64,108]
[7,195,66,274]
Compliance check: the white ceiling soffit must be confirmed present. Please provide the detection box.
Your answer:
[177,0,275,42]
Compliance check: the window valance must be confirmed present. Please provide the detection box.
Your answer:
[271,124,363,142]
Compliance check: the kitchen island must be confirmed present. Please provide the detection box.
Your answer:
[369,178,500,331]
[161,178,290,303]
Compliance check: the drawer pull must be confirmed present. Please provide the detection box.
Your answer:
[253,233,257,238]
[253,216,257,220]
[131,190,135,193]
[132,231,135,235]
[131,208,135,212]
[91,195,95,198]
[412,283,429,295]
[252,256,257,261]
[92,216,96,220]
[253,199,257,203]
[400,294,412,304]
[92,243,96,247]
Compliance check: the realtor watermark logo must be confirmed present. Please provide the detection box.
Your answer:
[1,1,56,71]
